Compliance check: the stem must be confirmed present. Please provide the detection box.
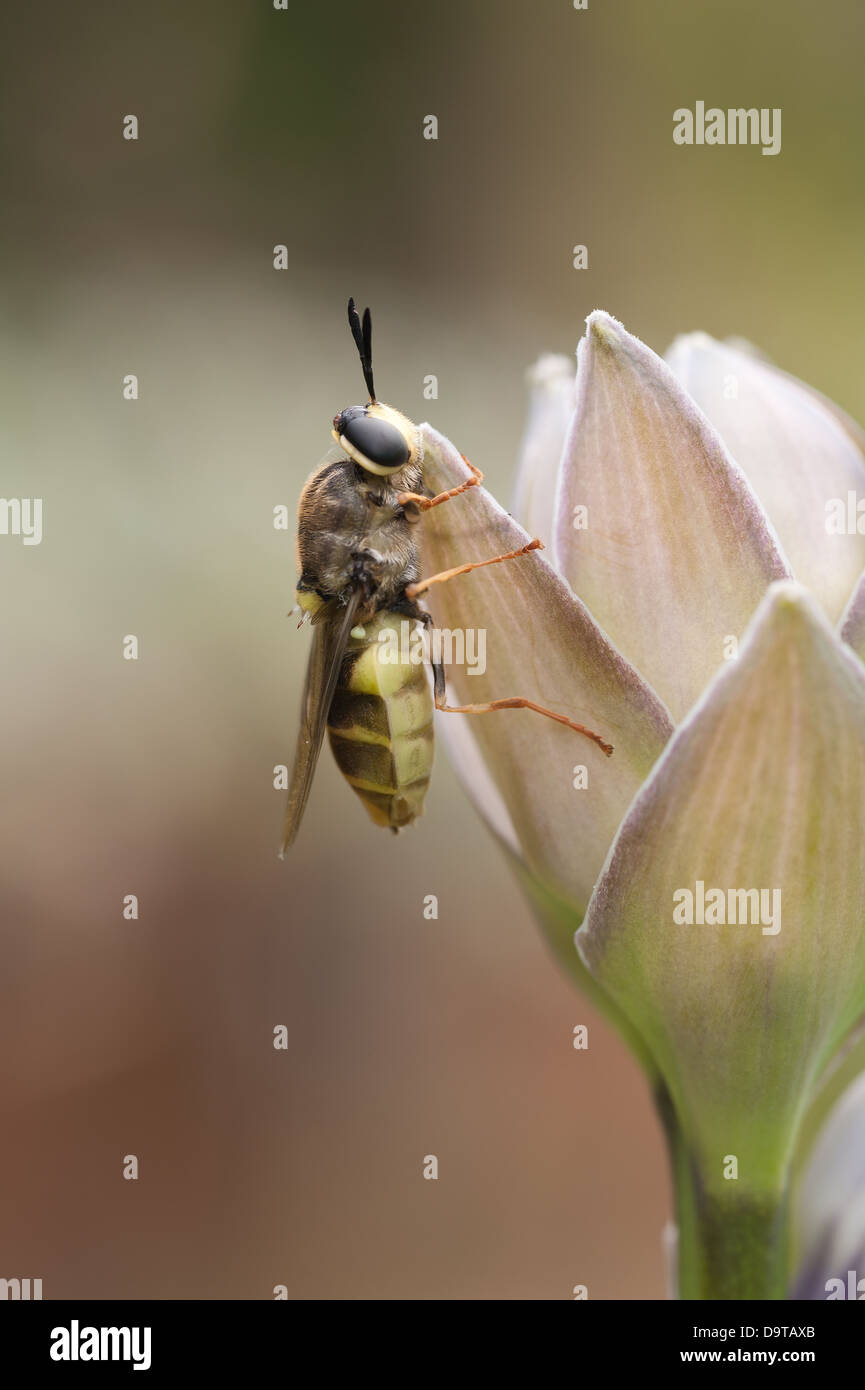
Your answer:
[655,1084,789,1300]
[676,1161,790,1300]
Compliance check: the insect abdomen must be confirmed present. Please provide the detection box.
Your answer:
[327,614,434,831]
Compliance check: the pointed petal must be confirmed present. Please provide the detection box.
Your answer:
[667,332,865,623]
[417,424,674,917]
[554,313,789,723]
[577,583,865,1185]
[511,354,575,545]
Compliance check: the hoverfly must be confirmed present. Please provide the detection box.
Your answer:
[279,300,612,853]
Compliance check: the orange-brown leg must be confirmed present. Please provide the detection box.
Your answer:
[405,539,542,601]
[397,453,484,512]
[434,689,613,756]
[415,538,614,756]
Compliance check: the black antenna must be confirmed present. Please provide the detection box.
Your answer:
[347,297,376,401]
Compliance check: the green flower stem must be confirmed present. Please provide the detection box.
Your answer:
[675,1167,790,1300]
[655,1085,789,1299]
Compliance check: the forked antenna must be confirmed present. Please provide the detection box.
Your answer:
[347,297,376,401]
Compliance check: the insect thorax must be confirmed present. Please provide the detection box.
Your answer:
[296,457,423,613]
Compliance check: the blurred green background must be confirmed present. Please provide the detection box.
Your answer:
[0,0,861,1299]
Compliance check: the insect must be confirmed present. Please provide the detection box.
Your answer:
[279,300,612,854]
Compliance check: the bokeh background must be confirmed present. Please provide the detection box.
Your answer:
[0,0,862,1299]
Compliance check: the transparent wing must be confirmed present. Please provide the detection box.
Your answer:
[279,589,363,854]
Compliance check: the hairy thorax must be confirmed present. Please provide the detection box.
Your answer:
[295,456,424,615]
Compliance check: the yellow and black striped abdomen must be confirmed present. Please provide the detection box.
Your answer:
[327,612,434,830]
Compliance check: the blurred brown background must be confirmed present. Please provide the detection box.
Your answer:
[0,0,861,1299]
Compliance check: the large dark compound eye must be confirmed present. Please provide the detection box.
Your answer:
[337,406,410,471]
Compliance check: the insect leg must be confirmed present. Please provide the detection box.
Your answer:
[404,539,542,600]
[430,656,613,756]
[416,539,613,754]
[397,454,484,512]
